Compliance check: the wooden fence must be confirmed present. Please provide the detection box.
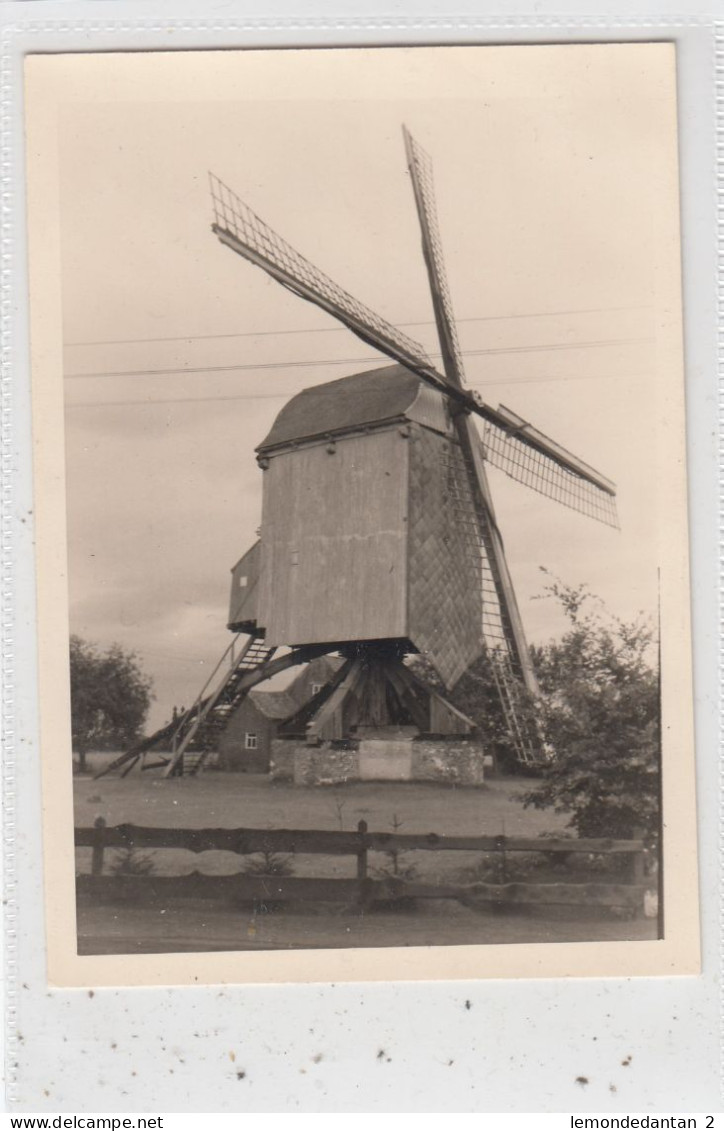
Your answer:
[75,817,651,915]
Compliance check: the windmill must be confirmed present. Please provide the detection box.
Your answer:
[99,126,617,781]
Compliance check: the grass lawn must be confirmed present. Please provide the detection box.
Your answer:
[75,763,570,837]
[74,764,658,954]
[74,766,570,880]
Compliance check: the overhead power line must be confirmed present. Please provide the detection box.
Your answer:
[66,370,647,410]
[65,336,650,381]
[64,305,650,348]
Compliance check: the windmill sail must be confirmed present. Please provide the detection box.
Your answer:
[402,127,543,765]
[481,408,619,528]
[402,126,538,696]
[209,173,617,531]
[402,127,468,392]
[401,130,618,530]
[210,172,437,384]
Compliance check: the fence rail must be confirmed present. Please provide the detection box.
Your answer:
[75,817,650,914]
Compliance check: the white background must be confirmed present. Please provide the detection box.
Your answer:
[3,0,721,1114]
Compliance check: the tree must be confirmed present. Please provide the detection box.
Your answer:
[69,636,154,773]
[410,574,660,840]
[522,575,660,841]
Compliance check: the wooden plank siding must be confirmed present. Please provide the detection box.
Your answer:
[227,540,262,632]
[250,368,485,691]
[257,428,410,647]
[216,697,274,772]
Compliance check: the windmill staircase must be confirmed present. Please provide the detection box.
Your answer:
[163,634,275,777]
[95,633,275,779]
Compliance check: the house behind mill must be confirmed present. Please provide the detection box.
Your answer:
[217,655,345,772]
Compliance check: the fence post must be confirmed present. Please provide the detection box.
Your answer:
[91,816,107,877]
[494,834,507,885]
[625,827,648,920]
[629,828,646,884]
[357,819,369,907]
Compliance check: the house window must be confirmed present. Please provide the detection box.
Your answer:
[245,733,258,750]
[311,683,323,696]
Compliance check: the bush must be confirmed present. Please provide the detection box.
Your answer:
[522,575,660,843]
[241,851,295,878]
[241,850,295,914]
[110,847,156,876]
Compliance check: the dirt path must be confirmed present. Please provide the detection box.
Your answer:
[77,897,658,955]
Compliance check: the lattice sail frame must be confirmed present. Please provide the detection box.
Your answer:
[210,172,435,377]
[402,127,469,390]
[481,418,619,528]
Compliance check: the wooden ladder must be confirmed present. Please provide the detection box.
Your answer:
[490,654,544,768]
[163,634,276,778]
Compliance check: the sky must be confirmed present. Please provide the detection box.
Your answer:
[48,44,680,731]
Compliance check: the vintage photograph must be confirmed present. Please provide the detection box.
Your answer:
[26,43,698,979]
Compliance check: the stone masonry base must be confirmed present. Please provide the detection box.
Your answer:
[270,734,485,787]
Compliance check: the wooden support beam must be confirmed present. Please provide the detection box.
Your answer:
[306,659,363,742]
[400,662,476,733]
[233,643,337,695]
[358,664,389,728]
[383,662,430,732]
[120,755,140,779]
[461,418,540,697]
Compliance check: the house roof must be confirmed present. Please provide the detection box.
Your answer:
[256,365,425,452]
[249,655,346,719]
[306,654,346,677]
[248,688,299,720]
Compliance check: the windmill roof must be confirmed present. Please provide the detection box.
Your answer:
[257,365,425,451]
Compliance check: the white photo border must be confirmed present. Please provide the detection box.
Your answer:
[2,2,721,1114]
